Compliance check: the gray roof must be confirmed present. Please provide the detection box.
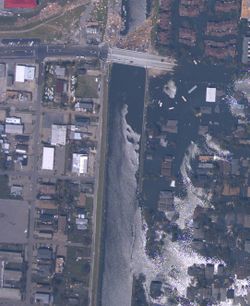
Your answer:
[242,36,250,64]
[5,124,23,135]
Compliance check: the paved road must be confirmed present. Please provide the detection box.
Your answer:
[108,47,177,71]
[1,169,95,183]
[0,44,176,71]
[0,44,101,60]
[25,59,44,305]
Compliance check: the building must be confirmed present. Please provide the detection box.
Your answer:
[241,0,250,19]
[242,36,250,64]
[0,250,23,263]
[16,143,28,154]
[6,117,21,124]
[161,155,173,178]
[7,74,14,86]
[5,124,23,134]
[35,292,53,304]
[51,124,67,146]
[10,185,23,197]
[72,153,88,175]
[75,116,90,126]
[42,147,55,170]
[0,288,21,300]
[206,87,216,102]
[15,65,35,83]
[75,100,94,112]
[55,65,66,77]
[4,0,37,9]
[55,79,66,94]
[55,257,64,273]
[37,247,53,260]
[0,63,6,77]
[4,269,22,283]
[158,191,174,212]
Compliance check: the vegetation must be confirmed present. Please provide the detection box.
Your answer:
[93,0,108,36]
[0,4,86,43]
[150,0,160,50]
[76,75,99,98]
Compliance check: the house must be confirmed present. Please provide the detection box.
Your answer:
[150,280,162,299]
[10,185,23,197]
[35,292,53,304]
[241,0,250,19]
[55,66,66,77]
[37,247,53,261]
[222,183,240,196]
[161,120,178,133]
[75,100,94,112]
[161,156,173,178]
[244,240,250,253]
[158,191,174,212]
[55,257,64,274]
[5,123,23,135]
[55,79,66,95]
[75,116,90,126]
[39,184,56,196]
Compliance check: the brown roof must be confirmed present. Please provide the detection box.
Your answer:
[241,0,250,19]
[222,183,240,196]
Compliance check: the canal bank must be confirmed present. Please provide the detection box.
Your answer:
[90,63,110,306]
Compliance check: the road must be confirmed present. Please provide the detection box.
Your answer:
[0,44,176,71]
[107,47,177,71]
[1,169,95,183]
[0,44,101,60]
[24,59,43,305]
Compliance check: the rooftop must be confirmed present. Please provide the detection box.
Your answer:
[4,0,37,9]
[51,124,67,146]
[15,65,35,82]
[72,153,88,175]
[241,0,250,19]
[42,147,55,170]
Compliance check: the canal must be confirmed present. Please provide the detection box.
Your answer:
[100,64,146,306]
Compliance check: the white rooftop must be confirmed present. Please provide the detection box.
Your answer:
[206,87,216,103]
[42,147,54,170]
[72,153,88,175]
[51,124,67,146]
[15,65,35,83]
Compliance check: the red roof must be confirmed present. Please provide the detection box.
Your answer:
[4,0,37,9]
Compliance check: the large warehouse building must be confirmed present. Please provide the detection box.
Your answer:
[15,65,35,83]
[51,124,67,146]
[42,147,55,171]
[4,0,37,9]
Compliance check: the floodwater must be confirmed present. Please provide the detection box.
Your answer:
[100,60,243,306]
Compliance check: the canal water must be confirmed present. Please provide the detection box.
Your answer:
[101,64,145,306]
